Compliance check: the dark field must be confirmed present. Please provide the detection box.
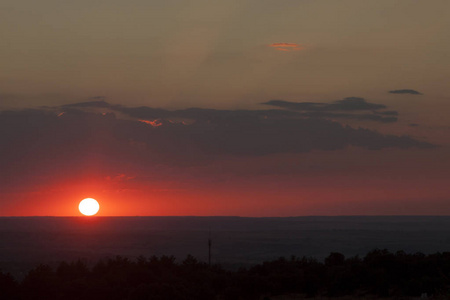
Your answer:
[2,216,450,277]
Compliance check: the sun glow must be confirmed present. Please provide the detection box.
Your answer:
[79,198,100,216]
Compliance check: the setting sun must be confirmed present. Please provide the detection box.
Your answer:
[79,198,100,216]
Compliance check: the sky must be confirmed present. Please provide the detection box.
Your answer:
[1,0,449,216]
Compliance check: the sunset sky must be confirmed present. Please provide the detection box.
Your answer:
[1,0,450,216]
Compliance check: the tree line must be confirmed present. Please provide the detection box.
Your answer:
[1,249,450,299]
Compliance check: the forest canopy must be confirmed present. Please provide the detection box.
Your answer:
[1,249,450,300]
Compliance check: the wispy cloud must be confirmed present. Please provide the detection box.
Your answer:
[139,119,163,127]
[268,43,304,52]
[105,174,135,182]
[263,97,386,112]
[262,97,397,122]
[388,89,423,95]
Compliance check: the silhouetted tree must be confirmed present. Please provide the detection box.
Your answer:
[6,249,450,299]
[0,270,18,299]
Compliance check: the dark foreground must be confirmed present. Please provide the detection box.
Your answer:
[4,216,450,277]
[1,249,450,300]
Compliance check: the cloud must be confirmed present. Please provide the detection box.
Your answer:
[0,102,433,162]
[301,111,397,123]
[105,174,135,182]
[0,102,436,195]
[388,89,423,95]
[268,43,304,52]
[263,97,386,111]
[332,97,386,111]
[262,97,397,122]
[139,119,163,127]
[112,103,397,123]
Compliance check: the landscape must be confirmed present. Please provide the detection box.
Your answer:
[1,0,450,299]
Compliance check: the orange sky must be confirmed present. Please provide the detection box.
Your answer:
[1,0,450,216]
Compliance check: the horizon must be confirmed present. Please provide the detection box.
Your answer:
[3,215,450,218]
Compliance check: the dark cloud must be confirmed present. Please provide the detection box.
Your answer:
[0,103,434,162]
[330,97,386,111]
[388,89,423,95]
[301,111,397,123]
[110,104,397,123]
[263,97,386,111]
[409,123,419,127]
[115,106,174,119]
[0,102,436,192]
[116,106,299,121]
[62,97,396,124]
[262,97,398,122]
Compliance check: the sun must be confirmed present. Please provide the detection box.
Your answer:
[79,198,100,216]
